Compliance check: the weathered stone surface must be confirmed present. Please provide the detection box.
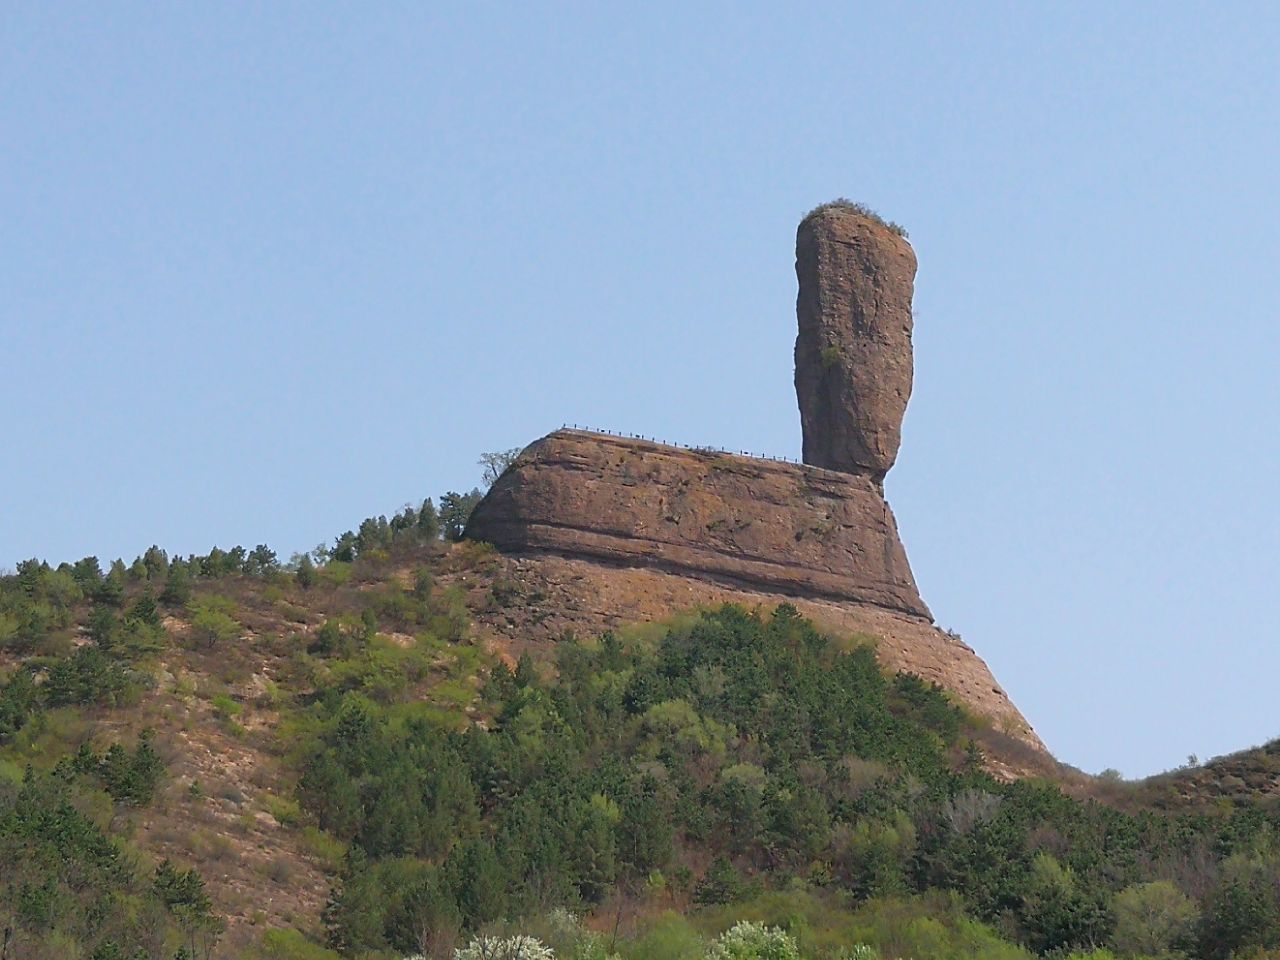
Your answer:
[459,205,1048,763]
[464,429,930,619]
[795,204,916,479]
[454,552,1048,765]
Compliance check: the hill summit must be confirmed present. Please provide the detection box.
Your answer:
[464,203,1043,757]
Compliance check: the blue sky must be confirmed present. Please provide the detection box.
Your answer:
[3,3,1277,777]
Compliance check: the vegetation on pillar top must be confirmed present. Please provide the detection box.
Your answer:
[801,198,909,239]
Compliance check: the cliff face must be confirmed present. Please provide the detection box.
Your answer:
[462,202,1044,755]
[796,205,916,479]
[457,551,1046,764]
[465,429,929,619]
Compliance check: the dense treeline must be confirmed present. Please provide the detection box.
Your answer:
[302,604,973,955]
[0,744,221,959]
[1,487,485,653]
[0,475,491,960]
[290,604,1280,960]
[7,472,1280,958]
[0,489,483,744]
[0,553,221,958]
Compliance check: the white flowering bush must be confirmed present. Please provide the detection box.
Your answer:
[453,935,557,960]
[705,922,801,960]
[843,946,879,960]
[540,909,617,960]
[545,908,581,937]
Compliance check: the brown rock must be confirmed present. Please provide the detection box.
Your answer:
[458,204,1048,764]
[795,203,917,479]
[464,429,930,619]
[449,551,1047,764]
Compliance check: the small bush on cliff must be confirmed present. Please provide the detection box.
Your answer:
[802,199,908,238]
[479,448,523,489]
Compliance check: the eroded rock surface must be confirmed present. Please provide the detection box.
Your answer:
[795,205,916,479]
[452,551,1047,763]
[461,204,1046,760]
[465,429,929,619]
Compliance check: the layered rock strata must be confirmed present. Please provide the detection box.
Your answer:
[456,553,1047,764]
[464,429,930,619]
[795,204,916,479]
[461,202,1044,755]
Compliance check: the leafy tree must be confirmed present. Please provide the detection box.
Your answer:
[128,588,161,628]
[446,838,508,929]
[141,545,169,580]
[417,498,441,540]
[1111,880,1196,957]
[187,598,241,649]
[439,490,483,541]
[0,668,39,742]
[355,518,392,557]
[88,606,119,647]
[71,555,104,587]
[245,544,279,575]
[43,645,132,706]
[93,569,126,607]
[1019,853,1112,955]
[479,449,522,488]
[695,857,745,905]
[389,868,461,957]
[323,849,391,955]
[154,860,223,959]
[331,532,357,564]
[1197,861,1280,960]
[160,563,192,607]
[296,553,317,590]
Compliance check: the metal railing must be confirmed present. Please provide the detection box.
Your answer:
[560,424,803,465]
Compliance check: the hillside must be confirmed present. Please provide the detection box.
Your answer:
[5,208,1274,960]
[3,517,1280,960]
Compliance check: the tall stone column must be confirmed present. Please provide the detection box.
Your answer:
[795,203,917,481]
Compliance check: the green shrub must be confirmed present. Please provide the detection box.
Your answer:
[801,199,908,238]
[696,857,746,906]
[266,794,303,826]
[623,912,706,960]
[187,597,242,648]
[42,645,134,706]
[73,730,164,805]
[1111,880,1196,956]
[261,928,342,959]
[319,561,353,586]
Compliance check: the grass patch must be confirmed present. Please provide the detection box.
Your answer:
[265,794,302,826]
[261,928,342,960]
[300,826,346,871]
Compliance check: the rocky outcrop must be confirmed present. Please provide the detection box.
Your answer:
[795,204,916,479]
[461,203,1045,756]
[456,552,1047,762]
[465,429,930,618]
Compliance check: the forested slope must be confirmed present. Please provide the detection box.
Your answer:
[3,500,1280,960]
